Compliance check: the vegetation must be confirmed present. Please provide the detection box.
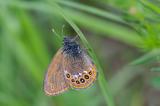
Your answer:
[0,0,160,106]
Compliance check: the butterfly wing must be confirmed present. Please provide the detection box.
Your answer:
[63,53,97,89]
[44,49,69,96]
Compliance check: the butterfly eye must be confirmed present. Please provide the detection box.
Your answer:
[80,78,85,83]
[66,73,71,78]
[84,75,89,79]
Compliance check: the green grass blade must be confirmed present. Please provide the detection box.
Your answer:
[55,0,126,24]
[63,9,142,47]
[140,0,160,14]
[3,1,143,47]
[130,49,160,65]
[49,2,115,106]
[151,67,160,72]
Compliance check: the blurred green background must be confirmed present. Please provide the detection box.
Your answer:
[0,0,160,106]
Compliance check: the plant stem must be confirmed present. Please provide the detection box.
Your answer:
[50,2,115,106]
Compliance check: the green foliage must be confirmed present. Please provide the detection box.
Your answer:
[0,0,160,106]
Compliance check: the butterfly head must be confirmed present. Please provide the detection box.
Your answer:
[63,37,82,57]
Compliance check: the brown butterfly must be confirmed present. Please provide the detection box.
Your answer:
[44,36,97,96]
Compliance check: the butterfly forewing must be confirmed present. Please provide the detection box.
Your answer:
[63,53,97,89]
[44,49,69,96]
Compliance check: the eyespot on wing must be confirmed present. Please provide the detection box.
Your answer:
[64,62,97,89]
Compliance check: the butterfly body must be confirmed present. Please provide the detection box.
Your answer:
[44,37,97,96]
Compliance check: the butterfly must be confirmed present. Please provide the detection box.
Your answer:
[44,36,97,96]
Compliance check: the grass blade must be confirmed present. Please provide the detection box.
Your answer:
[49,2,115,106]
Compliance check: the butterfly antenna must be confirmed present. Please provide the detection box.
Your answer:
[52,28,60,39]
[61,25,65,38]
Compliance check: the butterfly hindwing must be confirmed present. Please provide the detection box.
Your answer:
[63,53,97,89]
